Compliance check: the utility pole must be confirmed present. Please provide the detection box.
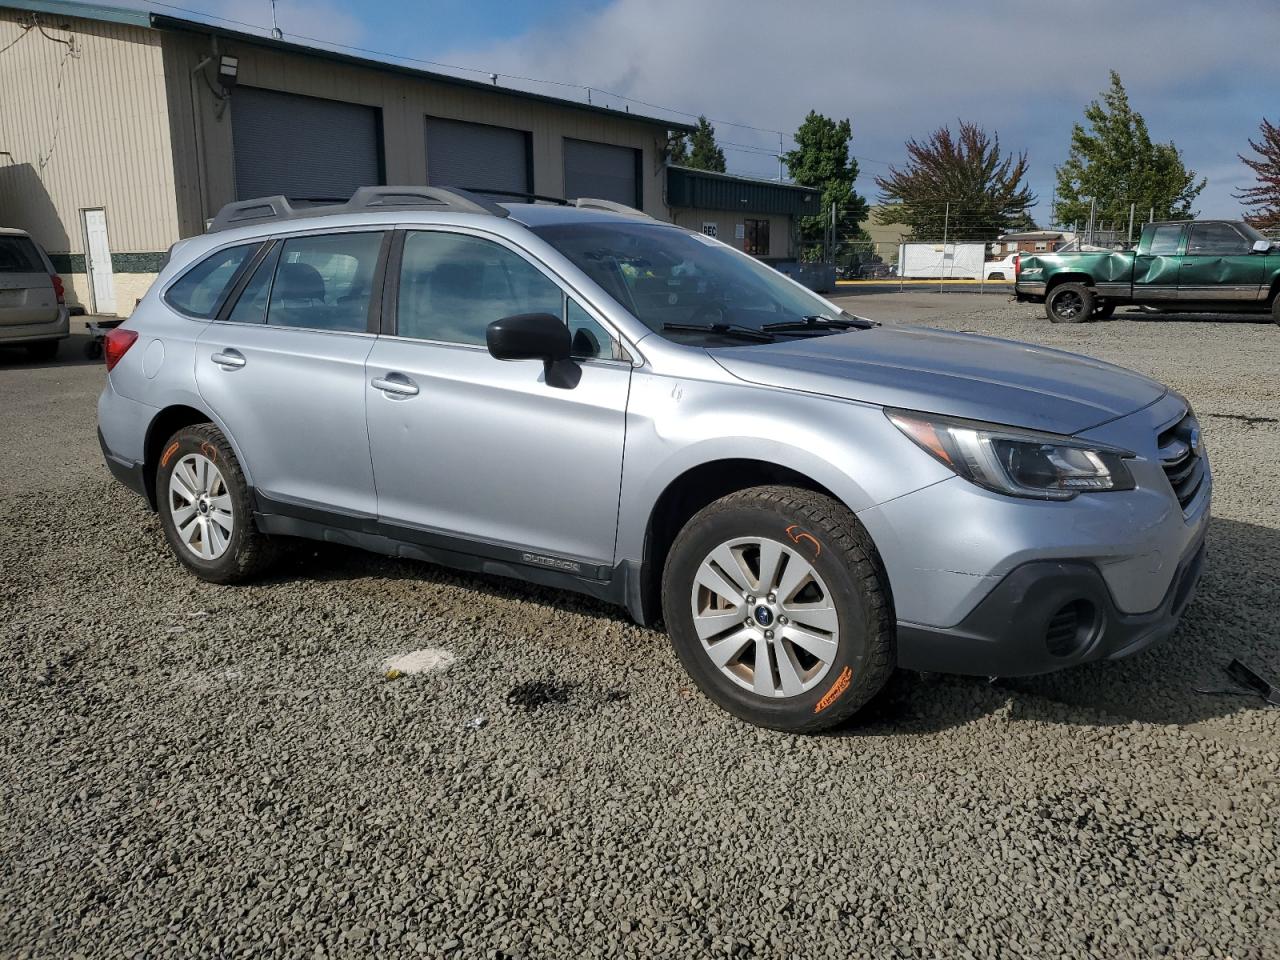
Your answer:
[778,132,783,182]
[1149,207,1154,224]
[1087,197,1096,247]
[1127,203,1135,247]
[940,200,950,293]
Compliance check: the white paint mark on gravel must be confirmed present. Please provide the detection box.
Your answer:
[381,648,456,676]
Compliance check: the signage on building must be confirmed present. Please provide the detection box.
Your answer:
[701,222,718,238]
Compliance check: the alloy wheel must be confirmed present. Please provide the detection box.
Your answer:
[689,536,839,698]
[1054,289,1084,319]
[168,452,235,560]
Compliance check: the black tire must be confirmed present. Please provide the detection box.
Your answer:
[1092,300,1117,320]
[662,485,894,733]
[84,339,103,361]
[1272,295,1279,326]
[1045,283,1094,323]
[26,340,59,361]
[156,422,275,584]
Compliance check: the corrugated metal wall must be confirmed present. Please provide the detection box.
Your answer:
[669,208,793,259]
[0,10,179,257]
[162,33,673,235]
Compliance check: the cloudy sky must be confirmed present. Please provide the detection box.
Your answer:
[160,0,1279,220]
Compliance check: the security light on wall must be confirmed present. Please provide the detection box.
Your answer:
[218,55,239,88]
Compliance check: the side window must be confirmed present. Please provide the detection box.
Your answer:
[266,232,384,332]
[165,243,260,318]
[397,231,562,345]
[1187,223,1249,256]
[567,298,618,360]
[225,243,281,325]
[1146,225,1183,256]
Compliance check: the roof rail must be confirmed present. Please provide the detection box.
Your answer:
[573,197,653,219]
[473,188,571,206]
[207,185,509,232]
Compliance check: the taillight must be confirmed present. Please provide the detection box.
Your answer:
[1014,254,1021,277]
[51,274,65,304]
[103,328,138,371]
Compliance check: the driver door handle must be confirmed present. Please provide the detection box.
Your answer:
[371,374,419,397]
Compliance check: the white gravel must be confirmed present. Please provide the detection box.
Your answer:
[1,311,1278,959]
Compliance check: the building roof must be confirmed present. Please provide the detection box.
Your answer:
[666,165,821,217]
[1,0,697,133]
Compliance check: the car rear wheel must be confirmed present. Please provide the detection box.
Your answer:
[1046,283,1094,323]
[662,485,894,733]
[156,423,275,584]
[1092,300,1116,320]
[1272,295,1279,325]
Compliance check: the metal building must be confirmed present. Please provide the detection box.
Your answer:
[0,0,812,316]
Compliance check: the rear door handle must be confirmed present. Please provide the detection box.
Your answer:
[371,374,419,397]
[211,349,246,369]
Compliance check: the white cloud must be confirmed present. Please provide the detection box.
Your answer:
[431,0,1280,218]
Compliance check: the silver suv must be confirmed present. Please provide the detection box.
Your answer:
[98,187,1210,732]
[1,227,69,360]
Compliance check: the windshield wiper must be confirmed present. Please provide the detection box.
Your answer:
[761,314,877,333]
[662,322,776,342]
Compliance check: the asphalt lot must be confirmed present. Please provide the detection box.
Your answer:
[2,299,1278,958]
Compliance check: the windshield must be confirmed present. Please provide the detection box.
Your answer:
[531,221,857,343]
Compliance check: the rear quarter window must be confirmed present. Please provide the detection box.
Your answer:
[0,236,45,274]
[164,243,261,318]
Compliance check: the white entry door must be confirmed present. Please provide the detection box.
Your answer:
[81,208,116,315]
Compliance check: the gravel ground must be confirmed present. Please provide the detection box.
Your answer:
[2,306,1278,959]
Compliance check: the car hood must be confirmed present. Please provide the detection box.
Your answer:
[710,325,1166,435]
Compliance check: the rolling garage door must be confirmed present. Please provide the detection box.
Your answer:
[563,139,640,208]
[425,118,530,197]
[232,87,382,201]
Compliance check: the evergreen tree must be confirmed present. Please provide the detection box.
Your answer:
[783,111,868,260]
[873,122,1035,240]
[1235,117,1280,231]
[686,116,726,172]
[1055,71,1204,230]
[666,130,690,166]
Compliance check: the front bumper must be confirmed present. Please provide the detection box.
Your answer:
[896,536,1206,676]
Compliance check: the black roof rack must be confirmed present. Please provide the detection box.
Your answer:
[471,189,570,206]
[207,185,510,232]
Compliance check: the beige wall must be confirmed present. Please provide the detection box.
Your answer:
[0,9,180,314]
[669,207,792,259]
[161,34,674,235]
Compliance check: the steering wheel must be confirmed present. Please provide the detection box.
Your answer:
[688,302,727,325]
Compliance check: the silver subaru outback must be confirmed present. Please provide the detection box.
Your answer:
[98,187,1210,732]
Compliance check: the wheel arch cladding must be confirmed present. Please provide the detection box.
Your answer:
[1046,273,1094,292]
[637,459,892,629]
[143,405,218,509]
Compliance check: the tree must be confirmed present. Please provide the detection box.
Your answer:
[1055,71,1204,232]
[666,116,725,172]
[783,111,868,261]
[1235,117,1280,231]
[873,122,1035,240]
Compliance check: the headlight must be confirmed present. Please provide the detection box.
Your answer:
[886,409,1135,500]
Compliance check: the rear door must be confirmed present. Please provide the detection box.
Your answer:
[1179,221,1265,302]
[1132,223,1185,302]
[195,229,387,518]
[0,234,57,326]
[364,227,631,568]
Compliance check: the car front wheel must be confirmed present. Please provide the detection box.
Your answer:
[662,485,894,733]
[156,423,275,583]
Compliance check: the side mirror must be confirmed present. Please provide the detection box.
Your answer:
[1253,239,1272,254]
[486,312,571,364]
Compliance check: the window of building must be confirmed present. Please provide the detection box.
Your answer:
[265,232,384,333]
[743,218,770,257]
[1034,241,1048,251]
[1147,224,1184,256]
[164,243,261,318]
[1186,222,1249,256]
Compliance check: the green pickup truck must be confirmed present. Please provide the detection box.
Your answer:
[1015,219,1280,324]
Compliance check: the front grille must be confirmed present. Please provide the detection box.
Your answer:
[1157,412,1205,512]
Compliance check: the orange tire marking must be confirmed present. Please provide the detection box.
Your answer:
[160,441,180,467]
[785,524,822,558]
[814,666,852,714]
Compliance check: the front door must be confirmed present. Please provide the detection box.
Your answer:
[1132,222,1186,302]
[364,228,631,569]
[1179,221,1265,303]
[81,208,116,314]
[195,230,386,518]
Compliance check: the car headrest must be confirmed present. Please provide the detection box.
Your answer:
[276,261,326,302]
